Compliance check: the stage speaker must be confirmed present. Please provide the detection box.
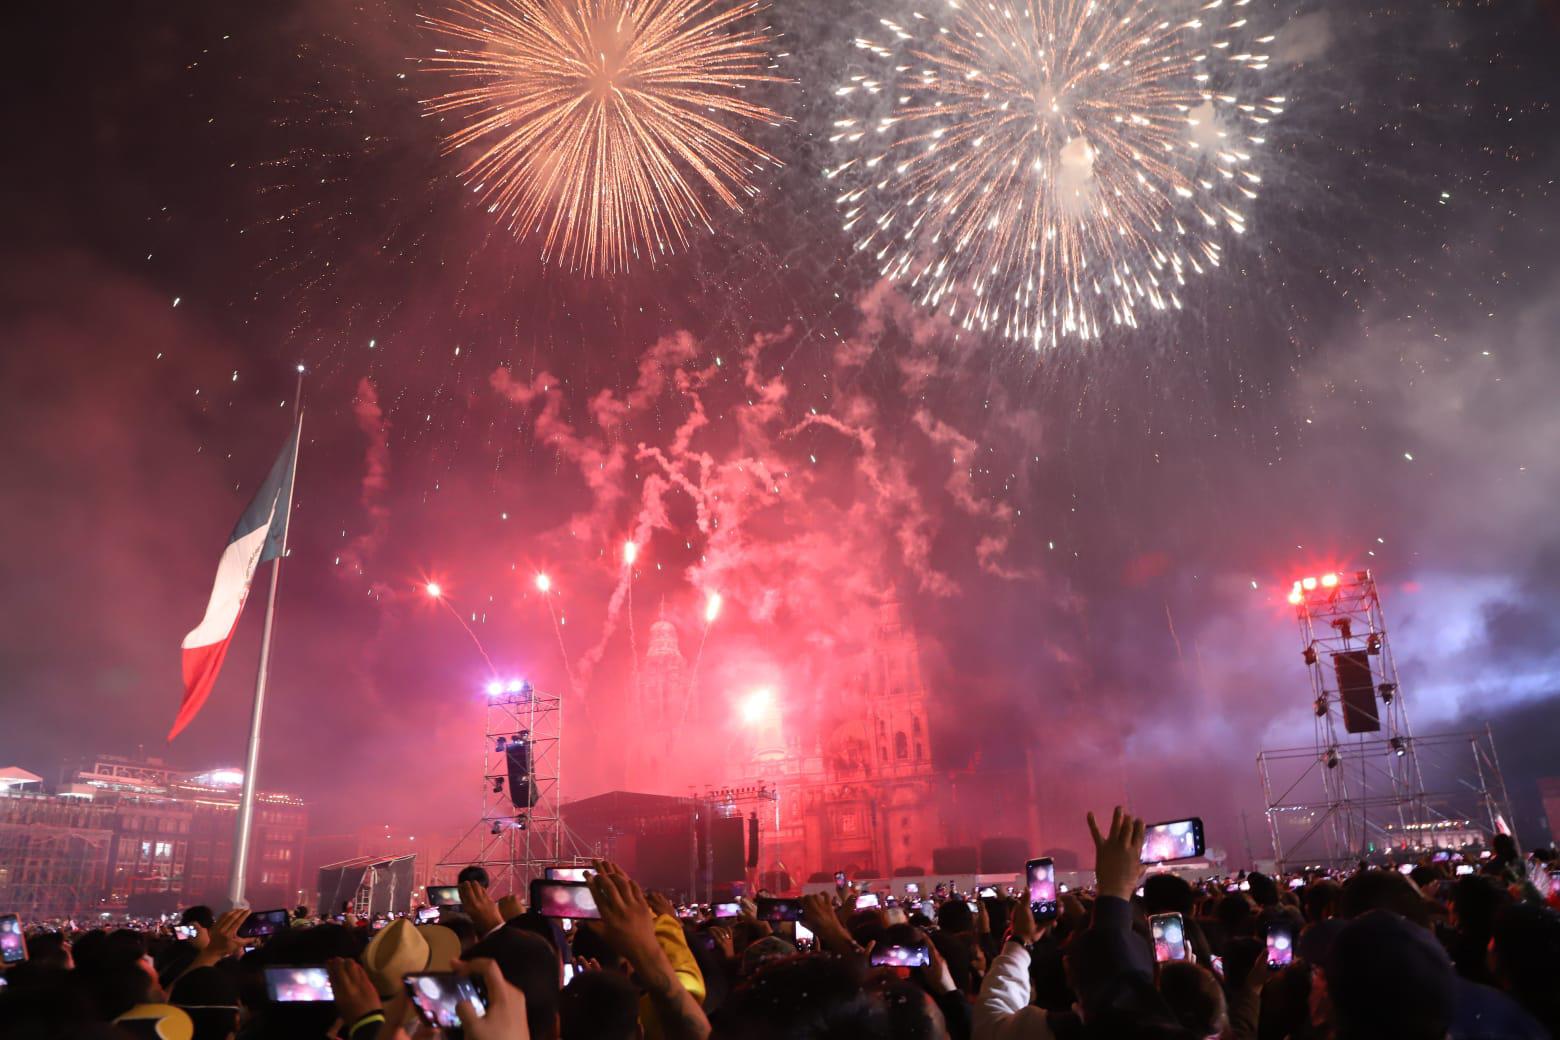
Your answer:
[506,741,538,808]
[747,812,759,869]
[636,829,694,895]
[1333,650,1381,733]
[711,816,746,882]
[932,846,979,875]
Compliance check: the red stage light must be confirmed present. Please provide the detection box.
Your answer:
[1301,576,1318,591]
[1320,573,1339,588]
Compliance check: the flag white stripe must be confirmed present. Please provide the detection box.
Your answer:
[180,522,273,649]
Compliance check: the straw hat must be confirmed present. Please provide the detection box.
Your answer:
[362,919,463,997]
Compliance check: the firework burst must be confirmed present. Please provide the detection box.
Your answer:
[421,0,787,275]
[828,0,1283,347]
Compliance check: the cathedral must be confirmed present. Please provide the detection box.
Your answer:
[631,592,947,883]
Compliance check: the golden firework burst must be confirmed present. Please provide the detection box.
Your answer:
[421,0,787,275]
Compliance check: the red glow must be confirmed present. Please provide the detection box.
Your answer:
[424,581,443,598]
[1320,572,1339,588]
[535,573,552,593]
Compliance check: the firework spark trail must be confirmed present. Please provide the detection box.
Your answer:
[828,0,1281,348]
[427,587,500,674]
[421,0,789,274]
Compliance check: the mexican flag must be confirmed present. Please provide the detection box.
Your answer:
[169,425,299,741]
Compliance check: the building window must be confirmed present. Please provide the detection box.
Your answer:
[894,733,908,760]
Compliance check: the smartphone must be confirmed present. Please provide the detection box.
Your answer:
[979,886,998,898]
[965,900,978,911]
[371,918,387,931]
[238,909,290,939]
[1151,913,1188,963]
[427,886,462,907]
[756,897,802,922]
[1288,878,1305,889]
[1265,923,1294,969]
[1398,864,1416,876]
[405,972,486,1029]
[1140,818,1205,864]
[529,879,601,920]
[417,906,441,924]
[1431,851,1451,863]
[173,923,198,941]
[904,883,920,897]
[855,892,880,910]
[1455,864,1475,876]
[795,922,815,946]
[713,902,741,919]
[0,915,26,965]
[265,966,334,1003]
[870,943,931,968]
[1026,857,1058,921]
[545,867,593,883]
[562,962,576,985]
[834,871,847,889]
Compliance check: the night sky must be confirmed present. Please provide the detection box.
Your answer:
[3,0,1559,860]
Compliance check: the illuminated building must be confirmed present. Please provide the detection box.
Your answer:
[0,754,307,917]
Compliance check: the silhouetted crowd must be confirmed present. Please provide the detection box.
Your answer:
[3,808,1559,1040]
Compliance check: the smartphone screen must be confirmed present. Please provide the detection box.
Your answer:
[405,973,485,1028]
[562,962,576,984]
[979,886,998,898]
[426,886,462,907]
[529,880,601,920]
[1455,864,1475,877]
[417,906,441,924]
[1398,864,1415,876]
[1150,913,1188,963]
[265,966,334,1002]
[545,867,593,883]
[238,909,289,939]
[713,902,741,919]
[1026,857,1058,921]
[1265,924,1294,969]
[756,897,802,922]
[834,871,847,888]
[173,923,197,941]
[870,943,930,968]
[1140,819,1205,864]
[1288,878,1305,889]
[904,883,920,896]
[855,892,880,910]
[0,915,26,964]
[795,922,815,946]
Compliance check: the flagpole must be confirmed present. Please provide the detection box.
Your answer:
[228,368,304,908]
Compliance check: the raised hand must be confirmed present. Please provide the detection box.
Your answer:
[1009,893,1042,945]
[647,890,677,920]
[587,860,667,978]
[497,894,525,923]
[456,957,530,1040]
[327,957,381,1024]
[1087,806,1147,901]
[204,909,253,960]
[801,892,858,955]
[463,880,505,936]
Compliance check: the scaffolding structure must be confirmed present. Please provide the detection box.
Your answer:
[1258,569,1514,869]
[436,683,577,897]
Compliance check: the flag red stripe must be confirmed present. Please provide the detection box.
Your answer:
[168,614,243,741]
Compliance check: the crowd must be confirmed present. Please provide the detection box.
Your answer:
[3,807,1559,1040]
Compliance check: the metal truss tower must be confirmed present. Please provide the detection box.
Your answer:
[437,683,580,897]
[1258,569,1515,869]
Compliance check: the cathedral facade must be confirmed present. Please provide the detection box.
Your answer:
[738,595,946,883]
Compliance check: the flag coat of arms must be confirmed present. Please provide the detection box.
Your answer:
[169,426,298,740]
